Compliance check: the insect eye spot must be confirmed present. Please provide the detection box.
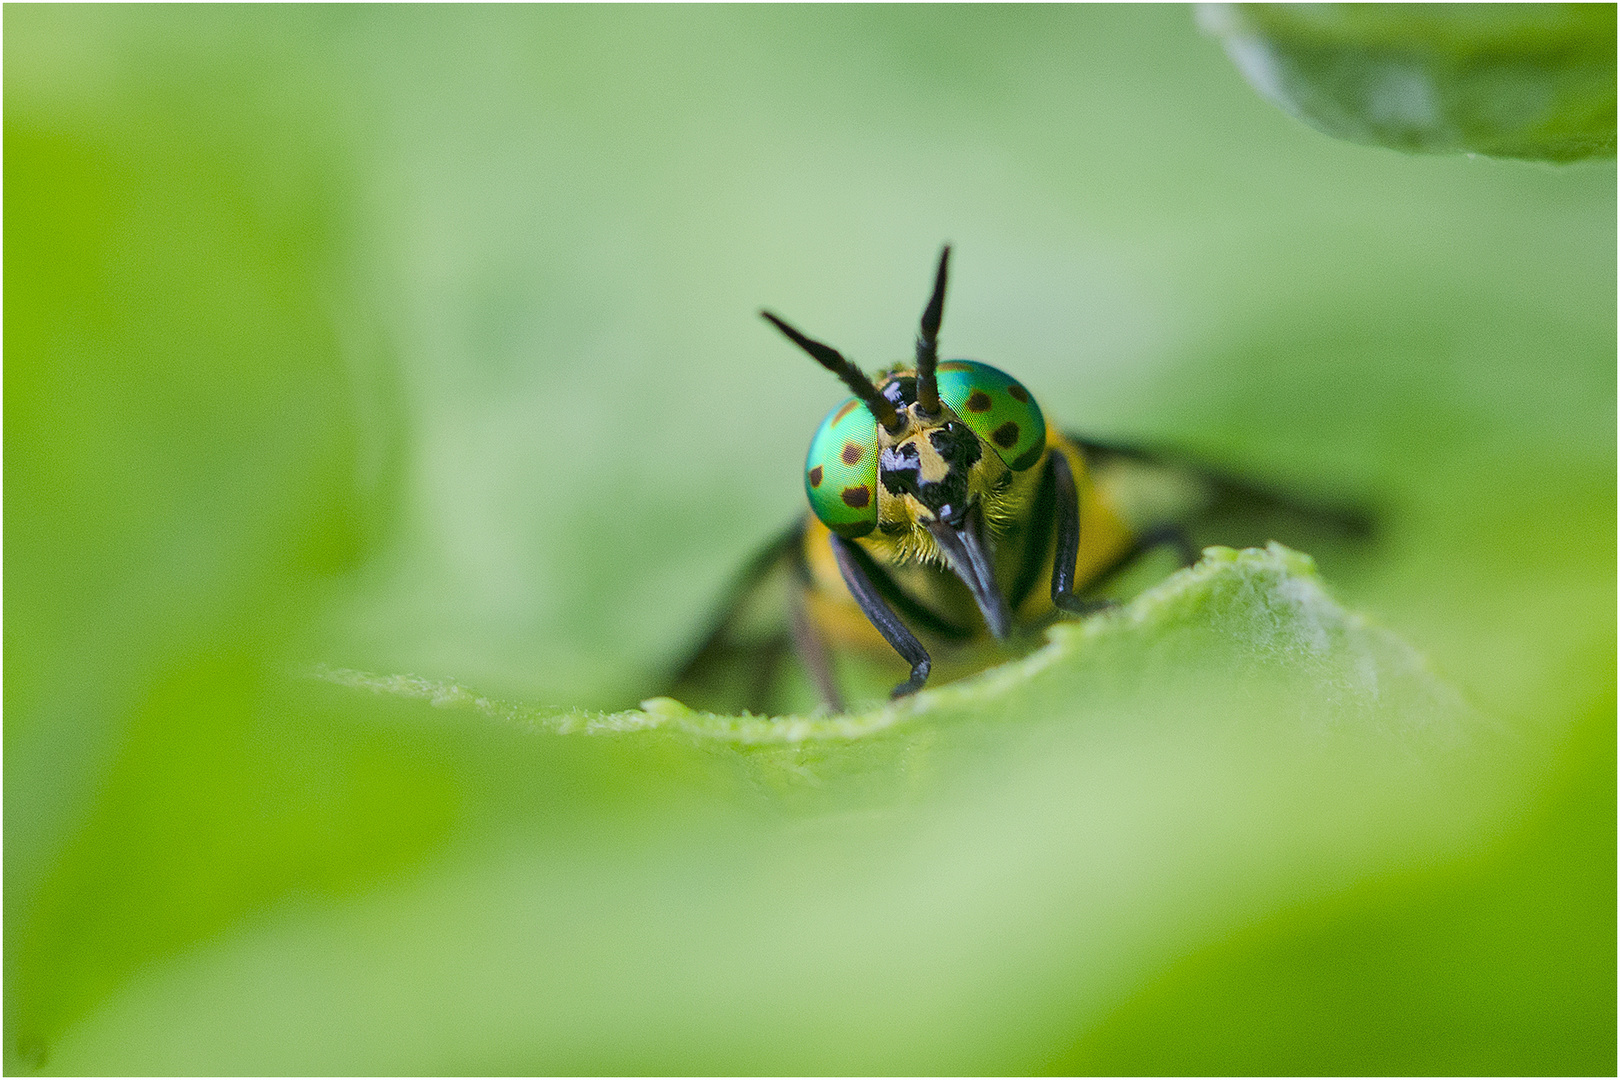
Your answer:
[841,485,871,508]
[841,442,864,465]
[808,465,823,487]
[966,390,993,412]
[991,421,1020,449]
[1006,384,1030,404]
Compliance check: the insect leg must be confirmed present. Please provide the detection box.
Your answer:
[1131,522,1200,568]
[673,521,805,687]
[746,633,790,715]
[1049,450,1119,616]
[830,534,932,698]
[787,585,846,713]
[1071,522,1202,605]
[666,520,811,715]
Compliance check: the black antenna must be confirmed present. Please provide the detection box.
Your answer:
[761,310,903,432]
[914,245,950,417]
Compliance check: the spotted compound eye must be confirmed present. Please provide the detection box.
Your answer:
[935,360,1047,471]
[805,396,879,538]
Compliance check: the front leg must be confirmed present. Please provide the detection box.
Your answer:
[1049,450,1118,616]
[830,534,932,698]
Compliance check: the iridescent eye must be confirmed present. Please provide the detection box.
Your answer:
[805,397,879,537]
[935,360,1047,471]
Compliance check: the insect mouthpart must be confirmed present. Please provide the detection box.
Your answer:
[927,503,1011,640]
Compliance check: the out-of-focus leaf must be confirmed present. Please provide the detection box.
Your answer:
[6,7,1612,1076]
[1200,3,1617,161]
[45,547,1531,1074]
[2,15,428,1069]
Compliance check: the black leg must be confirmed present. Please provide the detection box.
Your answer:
[1132,522,1200,568]
[672,519,806,689]
[744,634,786,715]
[1074,522,1202,605]
[788,586,846,713]
[1049,450,1118,616]
[830,534,932,698]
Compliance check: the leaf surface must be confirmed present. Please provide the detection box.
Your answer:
[1202,3,1617,161]
[47,546,1524,1074]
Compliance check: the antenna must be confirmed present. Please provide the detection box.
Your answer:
[914,245,950,417]
[761,311,903,433]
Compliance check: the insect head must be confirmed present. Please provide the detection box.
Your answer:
[763,247,1048,639]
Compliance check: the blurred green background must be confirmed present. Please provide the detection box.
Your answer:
[6,5,1613,1074]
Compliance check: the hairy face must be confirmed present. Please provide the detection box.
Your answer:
[878,418,982,526]
[869,413,1010,570]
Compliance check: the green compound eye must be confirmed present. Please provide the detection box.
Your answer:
[936,360,1047,471]
[805,397,879,538]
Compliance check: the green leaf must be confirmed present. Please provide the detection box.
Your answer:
[6,7,1611,1075]
[1201,3,1618,161]
[42,546,1531,1074]
[324,543,1473,746]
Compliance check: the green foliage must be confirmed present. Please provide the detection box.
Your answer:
[30,547,1553,1073]
[7,5,1614,1074]
[1202,3,1617,161]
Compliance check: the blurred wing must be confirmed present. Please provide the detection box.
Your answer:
[1073,435,1378,551]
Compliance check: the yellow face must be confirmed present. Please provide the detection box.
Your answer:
[874,401,997,563]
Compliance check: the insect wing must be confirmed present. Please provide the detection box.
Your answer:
[1073,435,1376,555]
